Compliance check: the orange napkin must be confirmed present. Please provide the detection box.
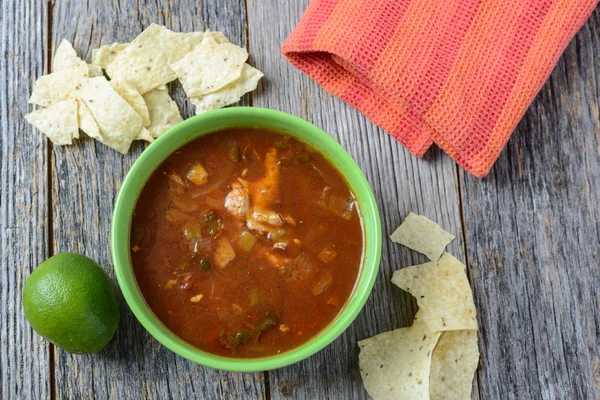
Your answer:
[282,0,598,177]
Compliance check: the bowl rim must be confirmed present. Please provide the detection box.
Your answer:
[111,107,381,372]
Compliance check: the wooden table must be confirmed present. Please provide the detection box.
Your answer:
[2,1,599,399]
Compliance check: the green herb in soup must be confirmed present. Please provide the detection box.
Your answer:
[130,128,364,358]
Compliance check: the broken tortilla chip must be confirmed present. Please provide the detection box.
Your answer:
[53,40,103,77]
[200,30,231,45]
[391,253,478,332]
[358,313,441,400]
[53,39,80,72]
[87,64,104,77]
[109,79,151,126]
[190,63,263,114]
[390,212,455,261]
[28,61,89,107]
[77,77,143,154]
[171,42,248,98]
[142,87,183,138]
[430,330,479,400]
[77,100,101,139]
[106,24,204,94]
[91,42,129,70]
[25,99,79,145]
[135,127,154,143]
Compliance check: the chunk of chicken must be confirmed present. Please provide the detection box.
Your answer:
[252,209,285,227]
[246,218,272,235]
[224,181,249,218]
[224,148,286,236]
[249,148,279,210]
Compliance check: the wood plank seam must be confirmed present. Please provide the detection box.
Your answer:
[46,0,56,399]
[457,166,483,400]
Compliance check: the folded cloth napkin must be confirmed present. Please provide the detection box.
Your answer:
[282,0,598,177]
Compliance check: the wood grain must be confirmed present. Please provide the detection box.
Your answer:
[246,1,474,398]
[3,0,599,398]
[0,0,50,399]
[460,9,600,400]
[50,1,262,398]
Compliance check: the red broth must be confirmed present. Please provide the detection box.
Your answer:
[131,128,363,358]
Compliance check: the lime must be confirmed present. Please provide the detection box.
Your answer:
[22,253,120,354]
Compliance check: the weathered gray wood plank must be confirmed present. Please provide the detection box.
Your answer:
[461,9,600,400]
[0,0,50,398]
[247,1,474,399]
[50,1,263,398]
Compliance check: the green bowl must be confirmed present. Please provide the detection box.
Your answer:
[111,107,382,372]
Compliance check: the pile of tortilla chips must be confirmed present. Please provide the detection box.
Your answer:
[25,24,263,154]
[359,213,479,400]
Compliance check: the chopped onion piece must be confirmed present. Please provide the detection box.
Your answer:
[287,253,314,281]
[167,172,188,192]
[318,245,338,264]
[326,295,340,307]
[171,196,200,213]
[237,231,257,252]
[190,237,213,254]
[250,290,262,306]
[214,238,236,268]
[312,272,334,296]
[318,186,354,220]
[183,222,203,240]
[166,208,191,223]
[186,163,208,186]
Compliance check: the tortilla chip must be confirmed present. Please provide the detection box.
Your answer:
[53,39,80,72]
[201,30,230,45]
[77,77,143,153]
[392,253,478,331]
[76,100,101,139]
[24,99,79,145]
[390,212,455,261]
[170,42,247,97]
[142,87,182,138]
[135,127,154,143]
[358,314,441,400]
[91,42,129,69]
[106,24,204,94]
[109,79,150,126]
[430,330,479,400]
[29,61,89,107]
[52,39,102,77]
[190,63,263,114]
[87,64,104,77]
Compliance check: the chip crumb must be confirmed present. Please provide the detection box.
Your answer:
[279,324,290,333]
[190,294,203,303]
